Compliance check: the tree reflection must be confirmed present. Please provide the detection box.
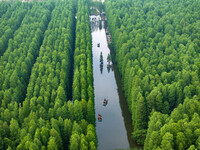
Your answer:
[100,63,103,74]
[107,53,113,73]
[107,53,111,65]
[107,64,114,73]
[90,15,101,32]
[99,20,102,30]
[100,52,103,74]
[107,64,110,73]
[91,21,99,32]
[100,52,103,63]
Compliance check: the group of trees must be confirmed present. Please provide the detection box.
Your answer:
[16,0,74,149]
[0,1,9,18]
[0,1,30,56]
[0,0,53,107]
[71,0,97,148]
[105,0,200,146]
[0,0,54,149]
[145,97,200,150]
[0,0,97,149]
[73,0,94,103]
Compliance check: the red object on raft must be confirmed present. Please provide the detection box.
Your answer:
[98,114,102,120]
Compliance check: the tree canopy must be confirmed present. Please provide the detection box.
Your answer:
[105,0,200,145]
[0,0,97,149]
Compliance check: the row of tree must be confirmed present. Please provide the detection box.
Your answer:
[0,1,30,56]
[105,0,200,145]
[16,0,75,149]
[0,1,9,18]
[0,1,54,149]
[73,0,94,103]
[70,0,97,149]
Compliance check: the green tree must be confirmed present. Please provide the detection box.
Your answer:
[86,124,96,146]
[86,99,95,125]
[176,132,186,150]
[64,119,72,148]
[161,132,174,150]
[134,93,147,131]
[47,137,58,150]
[74,100,83,122]
[69,133,80,150]
[50,128,63,150]
[80,134,88,150]
[9,118,19,141]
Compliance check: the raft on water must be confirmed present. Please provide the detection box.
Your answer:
[98,114,102,121]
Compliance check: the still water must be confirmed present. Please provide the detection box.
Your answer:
[91,16,139,150]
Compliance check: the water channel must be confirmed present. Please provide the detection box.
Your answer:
[91,15,139,150]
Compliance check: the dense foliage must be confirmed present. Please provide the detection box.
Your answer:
[0,1,30,56]
[16,0,74,149]
[0,1,10,18]
[0,0,54,149]
[145,97,200,150]
[0,0,53,109]
[0,0,97,149]
[70,0,97,148]
[73,0,94,104]
[105,0,200,145]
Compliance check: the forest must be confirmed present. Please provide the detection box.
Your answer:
[1,0,200,149]
[105,0,200,148]
[0,0,96,149]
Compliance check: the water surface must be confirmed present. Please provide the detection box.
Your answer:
[91,16,139,150]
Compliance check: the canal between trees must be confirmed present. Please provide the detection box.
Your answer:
[91,15,139,150]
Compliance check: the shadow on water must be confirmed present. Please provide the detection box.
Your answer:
[113,62,142,148]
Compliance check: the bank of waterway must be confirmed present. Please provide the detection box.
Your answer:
[91,16,140,150]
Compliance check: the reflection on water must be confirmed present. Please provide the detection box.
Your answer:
[106,53,112,73]
[91,20,100,32]
[100,52,103,74]
[100,63,103,74]
[91,15,141,150]
[99,20,102,30]
[107,53,111,64]
[107,64,112,73]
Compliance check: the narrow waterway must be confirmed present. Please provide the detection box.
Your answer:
[91,16,139,150]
